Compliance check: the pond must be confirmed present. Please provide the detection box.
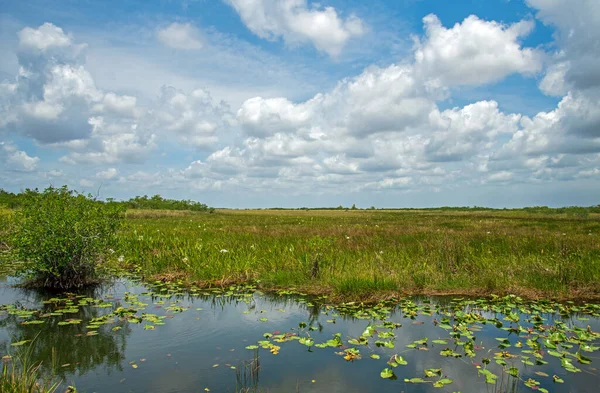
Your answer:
[1,275,599,393]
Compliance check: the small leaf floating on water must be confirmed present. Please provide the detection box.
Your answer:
[433,378,453,388]
[380,368,395,379]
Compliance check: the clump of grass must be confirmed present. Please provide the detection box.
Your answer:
[0,349,60,393]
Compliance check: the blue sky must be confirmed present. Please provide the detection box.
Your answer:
[1,0,599,207]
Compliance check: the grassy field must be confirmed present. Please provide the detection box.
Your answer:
[111,208,600,301]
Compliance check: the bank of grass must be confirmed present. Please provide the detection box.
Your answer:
[113,209,600,301]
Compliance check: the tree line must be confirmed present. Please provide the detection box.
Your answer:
[0,189,211,212]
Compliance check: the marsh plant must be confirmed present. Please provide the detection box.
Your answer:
[0,346,61,393]
[11,186,124,289]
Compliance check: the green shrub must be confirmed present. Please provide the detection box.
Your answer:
[11,186,124,289]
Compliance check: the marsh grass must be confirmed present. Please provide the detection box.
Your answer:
[0,345,61,393]
[108,209,600,300]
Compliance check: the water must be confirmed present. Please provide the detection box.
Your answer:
[1,276,599,393]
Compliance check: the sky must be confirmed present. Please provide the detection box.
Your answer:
[0,0,599,208]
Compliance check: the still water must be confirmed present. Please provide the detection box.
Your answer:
[1,276,599,393]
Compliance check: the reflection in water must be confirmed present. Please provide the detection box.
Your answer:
[0,278,599,393]
[0,283,129,380]
[235,349,261,393]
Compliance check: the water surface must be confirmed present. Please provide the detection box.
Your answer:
[1,277,599,393]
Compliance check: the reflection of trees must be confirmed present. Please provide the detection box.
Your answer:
[0,286,130,379]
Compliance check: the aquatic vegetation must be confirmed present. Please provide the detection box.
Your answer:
[1,266,600,391]
[0,345,60,393]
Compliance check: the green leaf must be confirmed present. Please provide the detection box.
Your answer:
[10,340,30,347]
[433,378,452,388]
[404,377,426,383]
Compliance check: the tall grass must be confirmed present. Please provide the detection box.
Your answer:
[0,347,61,393]
[109,209,600,300]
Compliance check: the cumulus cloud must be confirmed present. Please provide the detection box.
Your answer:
[496,0,600,162]
[195,10,597,194]
[96,167,118,179]
[225,0,365,57]
[155,86,233,148]
[0,23,160,167]
[414,14,542,86]
[527,0,600,91]
[500,92,600,159]
[1,142,39,172]
[79,179,93,187]
[0,23,147,146]
[59,117,156,164]
[18,23,77,53]
[93,93,141,118]
[157,23,203,50]
[2,5,600,203]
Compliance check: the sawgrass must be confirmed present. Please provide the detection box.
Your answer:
[112,208,600,300]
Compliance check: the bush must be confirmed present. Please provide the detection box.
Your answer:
[11,186,124,289]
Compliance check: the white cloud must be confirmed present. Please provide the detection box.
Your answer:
[237,96,315,137]
[79,179,93,187]
[2,6,600,205]
[1,23,158,163]
[46,169,64,177]
[94,93,140,118]
[96,167,118,179]
[17,23,74,52]
[60,117,156,164]
[487,171,513,182]
[1,142,40,172]
[157,23,203,50]
[527,0,600,91]
[2,23,103,143]
[225,0,365,57]
[414,14,542,86]
[539,61,569,96]
[155,86,233,148]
